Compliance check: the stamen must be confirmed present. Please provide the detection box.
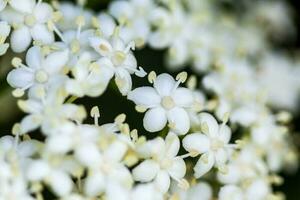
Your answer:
[115,113,126,124]
[75,15,85,39]
[187,75,197,89]
[90,106,100,126]
[148,71,157,83]
[135,105,147,113]
[48,21,66,42]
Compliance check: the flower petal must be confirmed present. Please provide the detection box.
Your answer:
[26,46,42,69]
[172,87,193,108]
[31,24,54,44]
[10,26,32,53]
[7,68,34,89]
[115,68,132,96]
[89,36,112,56]
[194,152,214,178]
[198,112,219,137]
[132,160,159,182]
[218,125,231,144]
[182,133,210,154]
[48,170,73,197]
[128,87,160,108]
[165,132,180,158]
[143,107,167,132]
[154,170,170,193]
[84,172,105,197]
[43,49,69,74]
[154,73,176,96]
[10,0,35,13]
[167,107,190,135]
[20,114,42,134]
[168,157,186,180]
[33,2,53,23]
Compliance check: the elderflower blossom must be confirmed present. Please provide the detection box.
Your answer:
[128,73,193,134]
[0,21,10,55]
[183,113,233,177]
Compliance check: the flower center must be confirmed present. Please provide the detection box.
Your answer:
[25,14,37,27]
[161,96,175,110]
[210,139,224,151]
[35,70,48,83]
[160,158,173,169]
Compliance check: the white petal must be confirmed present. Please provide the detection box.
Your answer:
[128,87,160,108]
[104,140,127,163]
[218,125,231,144]
[0,136,14,151]
[97,13,116,37]
[167,107,190,135]
[43,49,69,74]
[0,43,9,56]
[172,87,194,108]
[143,107,167,132]
[10,26,32,53]
[219,185,243,200]
[154,73,176,96]
[182,133,210,154]
[0,1,7,12]
[26,46,42,69]
[10,0,35,13]
[194,152,214,178]
[31,24,54,44]
[198,112,219,137]
[49,170,73,197]
[26,160,50,181]
[18,140,37,157]
[168,157,186,180]
[75,144,101,167]
[132,160,159,182]
[20,114,42,134]
[115,68,132,96]
[7,68,34,89]
[46,134,72,154]
[165,132,180,158]
[89,36,112,56]
[154,170,170,193]
[33,3,53,23]
[84,173,105,197]
[215,148,228,167]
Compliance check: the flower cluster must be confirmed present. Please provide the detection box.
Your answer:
[0,0,299,200]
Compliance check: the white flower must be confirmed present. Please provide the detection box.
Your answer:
[0,21,11,55]
[17,87,86,135]
[0,1,54,52]
[109,0,154,47]
[183,112,233,177]
[89,33,146,95]
[131,183,163,200]
[65,52,111,97]
[7,46,69,95]
[57,2,93,31]
[128,73,193,134]
[132,132,186,193]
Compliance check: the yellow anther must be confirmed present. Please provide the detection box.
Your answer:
[222,112,230,124]
[115,113,126,124]
[52,11,62,22]
[176,71,188,83]
[130,129,138,142]
[135,105,147,113]
[12,123,21,136]
[187,75,197,89]
[148,71,157,84]
[12,57,22,68]
[200,122,209,134]
[91,17,100,29]
[12,89,24,98]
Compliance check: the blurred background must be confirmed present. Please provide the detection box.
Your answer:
[0,0,299,199]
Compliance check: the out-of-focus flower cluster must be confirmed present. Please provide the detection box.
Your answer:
[0,0,299,199]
